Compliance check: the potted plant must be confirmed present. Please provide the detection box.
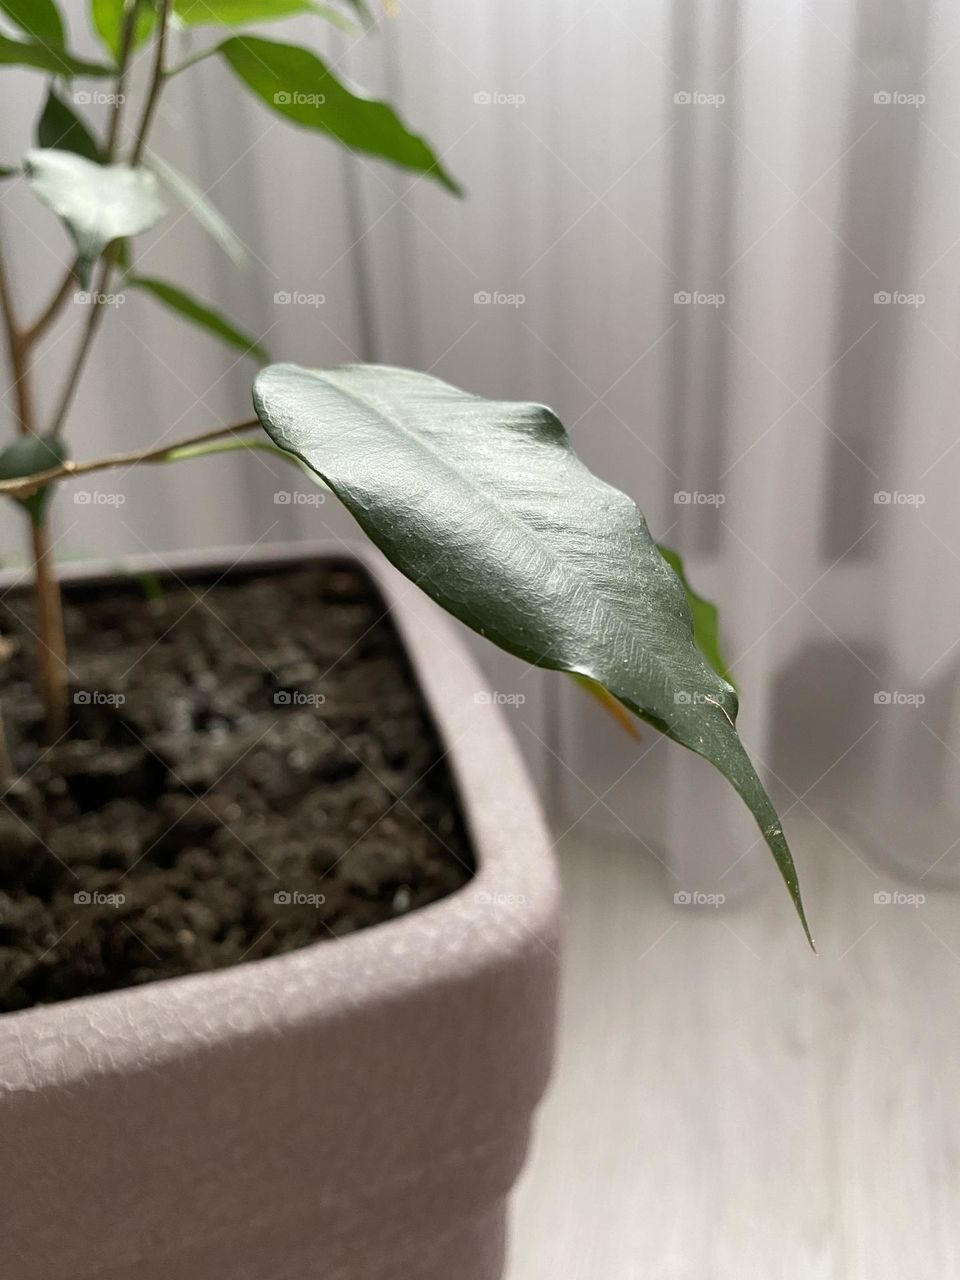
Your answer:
[0,3,811,1278]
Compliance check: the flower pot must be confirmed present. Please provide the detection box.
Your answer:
[0,541,560,1280]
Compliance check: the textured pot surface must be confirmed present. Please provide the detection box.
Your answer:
[0,542,560,1280]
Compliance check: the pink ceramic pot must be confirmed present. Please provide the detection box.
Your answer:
[0,542,560,1280]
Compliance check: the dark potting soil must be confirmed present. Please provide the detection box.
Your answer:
[0,561,473,1014]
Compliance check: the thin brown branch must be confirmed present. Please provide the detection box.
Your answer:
[22,269,76,347]
[22,2,142,350]
[0,245,34,435]
[0,244,69,743]
[103,0,142,159]
[46,255,113,436]
[48,0,171,437]
[29,520,69,741]
[130,0,171,166]
[0,420,262,498]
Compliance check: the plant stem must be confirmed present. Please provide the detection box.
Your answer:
[0,246,69,743]
[2,0,172,744]
[0,420,268,497]
[48,0,171,438]
[130,0,171,166]
[104,0,141,159]
[47,256,113,437]
[23,2,142,349]
[29,519,69,741]
[23,269,75,347]
[0,251,36,434]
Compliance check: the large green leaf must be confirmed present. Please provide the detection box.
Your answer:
[0,32,111,75]
[89,0,156,61]
[131,275,267,361]
[173,0,353,29]
[658,545,736,690]
[23,149,166,286]
[0,0,64,47]
[37,86,101,161]
[253,363,813,945]
[0,434,67,525]
[219,36,461,194]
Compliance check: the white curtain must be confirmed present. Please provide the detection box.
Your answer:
[2,0,959,893]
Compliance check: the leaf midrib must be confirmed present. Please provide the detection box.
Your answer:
[294,368,719,722]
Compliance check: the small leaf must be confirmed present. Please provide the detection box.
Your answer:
[0,434,67,526]
[131,275,267,361]
[219,36,462,194]
[37,86,101,162]
[0,163,17,179]
[23,149,166,287]
[146,151,247,266]
[89,0,156,62]
[253,363,813,946]
[0,0,65,47]
[658,545,737,690]
[0,32,112,76]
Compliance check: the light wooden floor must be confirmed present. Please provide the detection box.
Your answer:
[506,812,960,1280]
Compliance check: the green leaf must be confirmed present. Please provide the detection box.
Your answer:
[0,32,112,75]
[0,0,64,47]
[0,434,67,525]
[131,275,267,361]
[146,151,247,266]
[23,149,166,287]
[37,86,100,161]
[89,0,156,62]
[219,36,462,194]
[253,363,813,946]
[657,545,737,690]
[0,163,17,178]
[172,0,350,28]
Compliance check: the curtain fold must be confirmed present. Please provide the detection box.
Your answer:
[2,0,958,888]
